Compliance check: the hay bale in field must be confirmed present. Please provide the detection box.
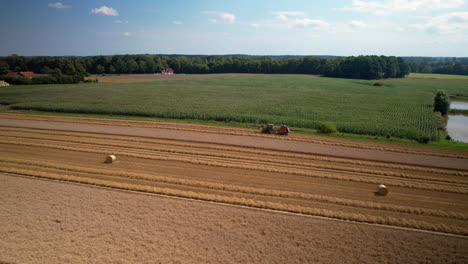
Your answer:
[105,155,116,163]
[0,81,10,87]
[377,184,388,196]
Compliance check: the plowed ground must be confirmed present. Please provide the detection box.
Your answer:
[1,118,467,236]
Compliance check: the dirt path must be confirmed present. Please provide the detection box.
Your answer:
[1,174,467,264]
[0,117,467,170]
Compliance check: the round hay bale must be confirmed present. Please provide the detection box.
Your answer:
[377,184,388,196]
[105,155,116,163]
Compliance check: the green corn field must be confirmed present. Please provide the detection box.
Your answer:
[1,75,467,140]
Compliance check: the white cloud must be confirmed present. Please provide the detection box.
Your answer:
[273,11,305,21]
[350,20,368,28]
[173,20,183,25]
[347,0,465,14]
[412,12,468,34]
[293,18,330,29]
[204,11,236,24]
[91,6,119,16]
[123,32,131,37]
[114,20,128,24]
[249,13,329,31]
[48,2,71,9]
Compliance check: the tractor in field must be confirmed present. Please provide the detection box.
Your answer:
[258,124,290,135]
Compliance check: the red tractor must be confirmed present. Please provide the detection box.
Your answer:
[258,124,290,135]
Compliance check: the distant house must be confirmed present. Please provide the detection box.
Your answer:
[161,68,174,75]
[7,71,35,78]
[0,81,10,87]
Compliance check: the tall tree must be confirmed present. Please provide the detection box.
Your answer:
[434,91,450,115]
[0,61,10,75]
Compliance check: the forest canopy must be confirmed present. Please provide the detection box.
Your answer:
[1,54,412,80]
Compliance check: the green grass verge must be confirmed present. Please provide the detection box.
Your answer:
[450,109,468,115]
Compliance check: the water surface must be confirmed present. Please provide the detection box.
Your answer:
[451,101,468,110]
[446,115,468,143]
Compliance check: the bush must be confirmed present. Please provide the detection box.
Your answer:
[84,78,99,83]
[0,74,83,85]
[0,75,32,85]
[434,90,450,115]
[417,135,431,144]
[319,122,337,134]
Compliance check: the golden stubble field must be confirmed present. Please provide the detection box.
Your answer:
[0,114,467,263]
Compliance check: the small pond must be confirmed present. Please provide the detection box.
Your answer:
[451,101,468,110]
[447,101,468,143]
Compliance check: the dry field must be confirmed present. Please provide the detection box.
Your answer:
[2,174,467,264]
[0,114,467,262]
[86,73,320,83]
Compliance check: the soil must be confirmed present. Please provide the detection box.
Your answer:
[1,174,467,264]
[0,114,467,263]
[0,115,466,170]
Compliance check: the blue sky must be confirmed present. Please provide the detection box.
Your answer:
[1,0,468,56]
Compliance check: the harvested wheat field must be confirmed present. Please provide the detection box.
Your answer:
[0,114,467,263]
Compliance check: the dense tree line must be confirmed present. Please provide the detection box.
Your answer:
[0,54,411,80]
[322,56,409,79]
[0,70,84,85]
[404,57,468,75]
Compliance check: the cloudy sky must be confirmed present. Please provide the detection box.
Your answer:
[1,0,467,56]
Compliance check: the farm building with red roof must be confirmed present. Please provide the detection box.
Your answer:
[161,68,174,75]
[7,72,35,78]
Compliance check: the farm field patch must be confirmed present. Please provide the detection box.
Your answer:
[0,123,467,235]
[408,73,468,80]
[1,115,467,263]
[84,73,283,83]
[2,174,467,263]
[2,75,467,140]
